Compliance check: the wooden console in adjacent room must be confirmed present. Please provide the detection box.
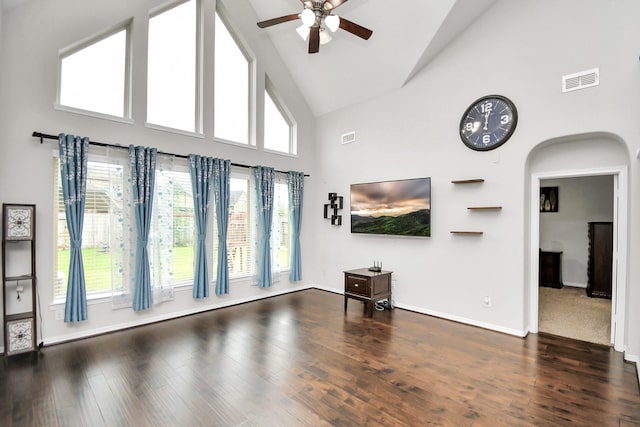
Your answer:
[587,221,613,299]
[344,268,392,317]
[539,250,563,288]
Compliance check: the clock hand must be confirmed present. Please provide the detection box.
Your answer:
[483,111,490,131]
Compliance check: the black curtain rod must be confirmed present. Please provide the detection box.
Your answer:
[32,131,309,177]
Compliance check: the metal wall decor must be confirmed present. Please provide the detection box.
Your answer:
[324,193,343,226]
[4,204,34,240]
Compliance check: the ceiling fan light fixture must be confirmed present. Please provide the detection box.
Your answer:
[296,24,310,41]
[324,15,339,32]
[301,8,316,27]
[319,29,332,45]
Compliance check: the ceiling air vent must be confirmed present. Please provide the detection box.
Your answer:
[562,68,599,93]
[341,131,356,145]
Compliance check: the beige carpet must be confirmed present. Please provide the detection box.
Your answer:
[538,286,611,345]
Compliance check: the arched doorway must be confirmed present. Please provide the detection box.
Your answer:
[526,133,629,352]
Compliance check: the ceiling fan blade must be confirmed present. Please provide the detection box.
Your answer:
[308,26,320,54]
[323,0,348,11]
[338,17,373,40]
[257,13,300,29]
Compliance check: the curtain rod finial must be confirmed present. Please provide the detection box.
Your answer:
[31,131,44,144]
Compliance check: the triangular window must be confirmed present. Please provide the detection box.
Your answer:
[214,11,252,145]
[264,80,295,155]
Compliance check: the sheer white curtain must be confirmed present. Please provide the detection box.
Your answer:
[112,152,182,308]
[148,155,178,304]
[105,149,133,309]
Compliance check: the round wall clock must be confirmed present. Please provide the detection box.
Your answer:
[4,204,34,240]
[459,95,518,151]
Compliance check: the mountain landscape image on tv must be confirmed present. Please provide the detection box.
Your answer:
[350,177,431,237]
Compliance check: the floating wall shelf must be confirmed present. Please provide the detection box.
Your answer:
[451,179,485,184]
[467,206,502,211]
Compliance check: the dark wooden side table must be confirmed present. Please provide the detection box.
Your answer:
[344,268,392,317]
[539,250,563,288]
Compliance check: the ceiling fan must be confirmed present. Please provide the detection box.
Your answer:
[257,0,373,54]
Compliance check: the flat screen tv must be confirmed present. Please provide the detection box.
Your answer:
[350,177,431,237]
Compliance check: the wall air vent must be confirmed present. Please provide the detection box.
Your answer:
[341,131,356,144]
[562,68,599,93]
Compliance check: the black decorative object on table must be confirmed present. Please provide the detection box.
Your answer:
[368,261,382,272]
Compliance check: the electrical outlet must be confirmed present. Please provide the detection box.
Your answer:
[392,279,397,289]
[55,309,64,320]
[483,296,492,308]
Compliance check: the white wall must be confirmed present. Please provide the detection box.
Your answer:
[539,175,614,287]
[314,0,640,357]
[0,0,317,348]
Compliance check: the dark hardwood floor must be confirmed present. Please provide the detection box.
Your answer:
[1,289,639,426]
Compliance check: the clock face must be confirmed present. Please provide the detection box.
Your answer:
[5,205,33,240]
[459,95,518,151]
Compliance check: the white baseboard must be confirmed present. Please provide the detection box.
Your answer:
[315,286,528,337]
[7,285,637,385]
[563,282,587,288]
[43,284,313,347]
[30,283,639,380]
[395,302,528,338]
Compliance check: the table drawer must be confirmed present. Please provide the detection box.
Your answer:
[345,274,370,296]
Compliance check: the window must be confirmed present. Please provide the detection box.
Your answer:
[147,0,199,133]
[273,180,291,269]
[213,176,253,278]
[54,158,125,300]
[264,82,296,155]
[53,155,195,303]
[214,11,251,145]
[211,173,291,282]
[150,162,195,285]
[58,26,129,118]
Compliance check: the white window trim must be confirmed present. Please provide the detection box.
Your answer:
[55,19,133,121]
[54,104,135,125]
[213,136,258,150]
[145,122,206,139]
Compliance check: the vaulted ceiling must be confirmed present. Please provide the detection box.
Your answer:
[1,0,497,117]
[248,0,497,116]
